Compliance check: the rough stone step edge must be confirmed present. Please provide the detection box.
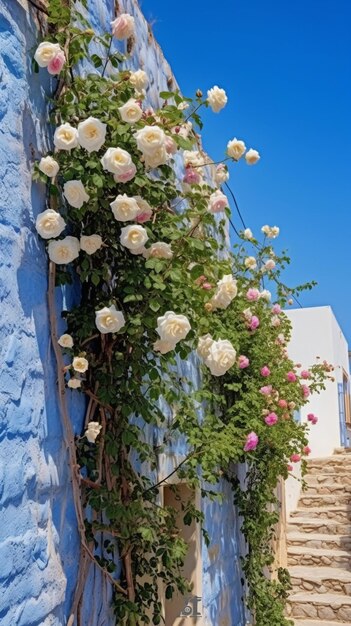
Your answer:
[287,545,351,557]
[288,565,351,581]
[288,591,351,603]
[293,621,351,626]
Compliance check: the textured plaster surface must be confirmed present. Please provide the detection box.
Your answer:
[0,1,244,624]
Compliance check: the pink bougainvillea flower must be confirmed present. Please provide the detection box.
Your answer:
[290,454,301,463]
[303,446,311,455]
[301,370,311,379]
[286,371,297,382]
[238,355,250,369]
[278,399,288,408]
[249,316,260,330]
[260,385,272,396]
[244,431,259,452]
[47,50,66,75]
[260,366,271,377]
[272,303,281,315]
[183,168,201,185]
[287,464,294,472]
[265,412,278,426]
[301,384,310,398]
[246,288,260,301]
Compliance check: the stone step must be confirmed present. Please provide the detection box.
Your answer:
[287,532,351,551]
[287,592,351,621]
[305,473,351,487]
[287,518,351,535]
[289,566,351,595]
[334,447,351,455]
[299,493,351,508]
[304,480,351,493]
[290,506,351,522]
[287,546,351,569]
[307,456,351,474]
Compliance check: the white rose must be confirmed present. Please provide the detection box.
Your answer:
[48,236,80,265]
[177,102,189,111]
[68,378,81,389]
[85,421,102,443]
[264,259,276,271]
[156,311,191,345]
[177,121,192,138]
[36,209,66,239]
[38,156,60,178]
[197,334,214,361]
[72,357,89,373]
[80,235,103,255]
[118,99,143,124]
[134,125,166,156]
[183,150,204,168]
[143,147,168,169]
[261,225,280,239]
[270,226,280,238]
[153,339,176,354]
[63,180,90,209]
[120,225,148,251]
[54,123,78,151]
[205,339,236,376]
[111,13,135,40]
[243,308,253,321]
[100,147,133,176]
[271,315,281,327]
[244,256,257,270]
[227,138,246,160]
[77,117,107,153]
[211,275,238,309]
[143,242,173,260]
[214,164,229,185]
[58,334,74,348]
[129,69,148,91]
[95,305,125,334]
[207,86,228,113]
[260,289,272,301]
[243,228,253,240]
[245,148,260,165]
[34,41,62,67]
[208,190,229,213]
[110,194,139,222]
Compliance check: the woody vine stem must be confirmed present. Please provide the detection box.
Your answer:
[34,1,332,625]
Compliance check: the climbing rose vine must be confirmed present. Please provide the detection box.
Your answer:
[33,2,331,625]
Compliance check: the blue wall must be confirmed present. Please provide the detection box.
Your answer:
[0,1,244,624]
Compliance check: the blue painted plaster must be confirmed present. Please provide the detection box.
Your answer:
[0,1,245,624]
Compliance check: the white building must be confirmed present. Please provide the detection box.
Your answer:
[284,306,351,513]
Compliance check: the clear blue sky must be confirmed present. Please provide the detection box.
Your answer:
[140,0,351,343]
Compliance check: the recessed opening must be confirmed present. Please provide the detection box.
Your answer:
[163,483,202,625]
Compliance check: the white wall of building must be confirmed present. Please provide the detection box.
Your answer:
[284,306,350,514]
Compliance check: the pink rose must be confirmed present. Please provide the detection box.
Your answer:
[303,446,311,455]
[249,316,260,330]
[301,384,310,398]
[301,370,310,379]
[260,385,272,396]
[244,431,259,452]
[136,210,152,223]
[278,399,287,408]
[246,288,260,301]
[208,190,229,213]
[290,454,301,463]
[195,275,207,285]
[165,135,177,154]
[272,304,281,314]
[286,371,297,382]
[307,413,318,424]
[111,13,135,39]
[202,282,212,290]
[238,355,250,369]
[47,50,66,75]
[114,163,137,183]
[183,168,202,185]
[287,464,294,472]
[265,412,278,426]
[260,366,271,377]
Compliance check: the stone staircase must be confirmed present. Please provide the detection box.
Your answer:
[286,448,351,625]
